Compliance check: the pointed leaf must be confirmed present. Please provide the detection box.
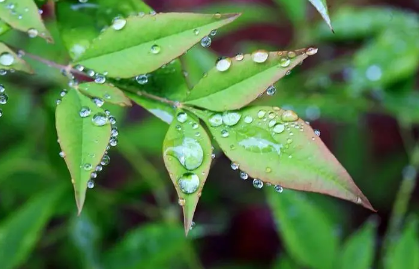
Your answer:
[0,186,64,269]
[163,109,212,234]
[194,106,374,210]
[0,0,52,42]
[182,46,217,86]
[74,13,240,78]
[185,48,316,111]
[0,42,33,74]
[126,92,175,124]
[56,89,112,213]
[78,82,132,107]
[267,190,339,269]
[339,218,376,269]
[385,217,419,269]
[308,0,333,31]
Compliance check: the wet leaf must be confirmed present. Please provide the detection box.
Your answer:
[0,20,10,36]
[0,0,52,42]
[385,217,419,269]
[125,92,175,124]
[0,42,33,73]
[338,218,376,269]
[0,185,64,269]
[308,0,333,31]
[74,13,240,78]
[104,223,186,269]
[56,89,111,213]
[194,106,374,210]
[78,82,132,107]
[267,189,339,269]
[163,109,212,234]
[185,48,314,111]
[182,46,217,87]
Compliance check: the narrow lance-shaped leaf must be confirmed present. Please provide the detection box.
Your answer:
[308,0,333,31]
[338,218,377,269]
[0,185,64,269]
[0,42,33,74]
[78,82,132,107]
[193,106,374,210]
[74,13,240,78]
[56,89,112,213]
[185,48,317,111]
[0,0,52,42]
[163,109,213,234]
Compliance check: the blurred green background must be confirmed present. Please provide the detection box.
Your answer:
[0,0,419,268]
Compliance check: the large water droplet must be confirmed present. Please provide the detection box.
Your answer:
[216,57,232,72]
[281,110,299,122]
[92,112,108,126]
[177,112,187,123]
[252,50,269,63]
[165,137,204,170]
[209,114,223,127]
[253,179,263,189]
[0,53,14,66]
[237,127,282,154]
[222,111,241,126]
[178,172,200,194]
[112,17,127,30]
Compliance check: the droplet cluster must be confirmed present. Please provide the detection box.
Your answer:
[0,84,9,117]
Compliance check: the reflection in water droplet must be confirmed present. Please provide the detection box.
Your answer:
[237,127,282,154]
[274,185,283,193]
[222,111,241,126]
[266,85,276,96]
[240,171,248,180]
[178,172,200,194]
[209,114,223,127]
[253,179,263,189]
[165,137,204,170]
[136,74,148,84]
[231,162,239,170]
[201,36,212,48]
[314,129,321,136]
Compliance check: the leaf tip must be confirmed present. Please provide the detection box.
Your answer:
[74,188,86,216]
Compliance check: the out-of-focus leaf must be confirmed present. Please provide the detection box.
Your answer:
[0,20,9,36]
[382,91,419,124]
[338,219,376,269]
[125,92,175,124]
[267,189,339,269]
[195,3,279,34]
[163,110,212,233]
[74,13,240,78]
[0,185,64,269]
[0,0,52,42]
[274,0,306,26]
[56,89,111,213]
[78,82,132,107]
[104,223,187,269]
[182,46,217,87]
[349,29,419,93]
[0,42,33,73]
[308,0,332,31]
[56,0,152,59]
[385,217,419,269]
[315,6,419,41]
[271,255,299,269]
[185,48,315,111]
[194,106,374,210]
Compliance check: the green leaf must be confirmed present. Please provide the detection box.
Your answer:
[0,0,52,42]
[194,106,374,210]
[163,109,213,234]
[338,219,376,269]
[271,255,299,269]
[185,48,315,111]
[274,0,306,26]
[0,20,10,36]
[56,89,112,213]
[56,0,152,59]
[267,189,339,269]
[182,46,217,87]
[78,82,132,107]
[0,186,64,269]
[104,223,187,269]
[308,0,333,31]
[126,92,175,124]
[0,42,33,73]
[74,13,240,78]
[385,217,419,269]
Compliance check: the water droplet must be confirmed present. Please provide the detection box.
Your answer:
[165,137,204,170]
[87,70,95,77]
[266,85,276,96]
[111,127,118,137]
[268,112,276,119]
[244,116,253,123]
[190,221,196,230]
[94,74,106,84]
[274,185,283,193]
[193,29,199,35]
[235,53,244,61]
[266,167,272,173]
[305,47,318,56]
[231,162,239,170]
[92,112,108,126]
[201,36,212,48]
[252,50,269,63]
[237,127,282,154]
[210,29,217,36]
[240,171,248,180]
[314,129,321,136]
[280,57,291,67]
[27,28,38,38]
[0,84,4,93]
[177,112,188,123]
[366,65,382,81]
[287,51,296,58]
[0,53,14,66]
[83,163,92,171]
[109,116,116,125]
[178,172,200,194]
[79,107,91,118]
[151,44,161,54]
[59,151,65,158]
[60,90,67,97]
[109,137,118,147]
[178,198,186,206]
[286,138,293,144]
[281,110,299,122]
[91,172,97,179]
[257,110,266,118]
[211,153,216,159]
[222,111,241,126]
[221,130,229,137]
[56,99,62,105]
[112,17,127,30]
[135,74,148,85]
[0,93,9,104]
[253,179,263,189]
[216,57,232,72]
[95,165,103,172]
[87,180,95,189]
[214,12,221,19]
[209,114,223,127]
[268,120,276,128]
[192,123,199,130]
[92,97,104,107]
[101,155,110,166]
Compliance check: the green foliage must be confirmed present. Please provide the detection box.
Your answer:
[0,42,33,73]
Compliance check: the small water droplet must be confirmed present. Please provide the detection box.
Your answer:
[87,180,95,189]
[266,85,276,96]
[201,36,212,48]
[253,179,263,189]
[210,29,217,36]
[94,74,106,84]
[59,151,65,158]
[192,123,199,130]
[101,155,110,166]
[111,127,118,137]
[280,57,291,67]
[216,57,232,72]
[214,12,221,19]
[92,97,104,107]
[268,112,276,119]
[273,124,285,134]
[235,53,244,61]
[287,51,296,58]
[178,198,186,206]
[257,110,266,119]
[222,111,241,126]
[244,116,253,123]
[306,47,318,56]
[135,74,148,85]
[83,163,92,171]
[274,185,283,193]
[151,44,161,54]
[0,53,14,66]
[314,129,321,136]
[177,112,188,123]
[95,165,103,172]
[92,112,108,126]
[0,93,9,104]
[91,172,97,179]
[79,107,91,118]
[231,162,239,170]
[252,50,269,63]
[209,114,223,127]
[281,110,299,122]
[268,120,276,128]
[221,130,229,137]
[240,171,248,180]
[178,172,200,194]
[266,167,272,173]
[193,29,199,35]
[27,28,38,38]
[112,17,127,30]
[109,116,116,125]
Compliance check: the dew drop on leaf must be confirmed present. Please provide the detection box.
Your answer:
[281,110,299,122]
[231,162,239,170]
[165,137,204,170]
[235,53,244,61]
[0,93,9,104]
[280,57,291,67]
[27,28,38,38]
[257,110,266,119]
[274,185,283,193]
[92,97,104,107]
[91,112,108,126]
[306,47,318,56]
[222,111,241,126]
[193,29,199,35]
[83,163,92,171]
[176,112,188,123]
[87,179,95,189]
[244,116,253,123]
[273,124,285,134]
[151,44,161,54]
[178,198,186,206]
[112,17,127,30]
[135,74,148,85]
[287,51,296,58]
[209,114,223,127]
[252,50,269,63]
[216,57,232,72]
[221,130,229,138]
[101,155,110,166]
[240,171,248,180]
[0,53,14,66]
[266,85,276,96]
[178,172,200,194]
[314,129,321,136]
[253,179,263,189]
[201,36,212,48]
